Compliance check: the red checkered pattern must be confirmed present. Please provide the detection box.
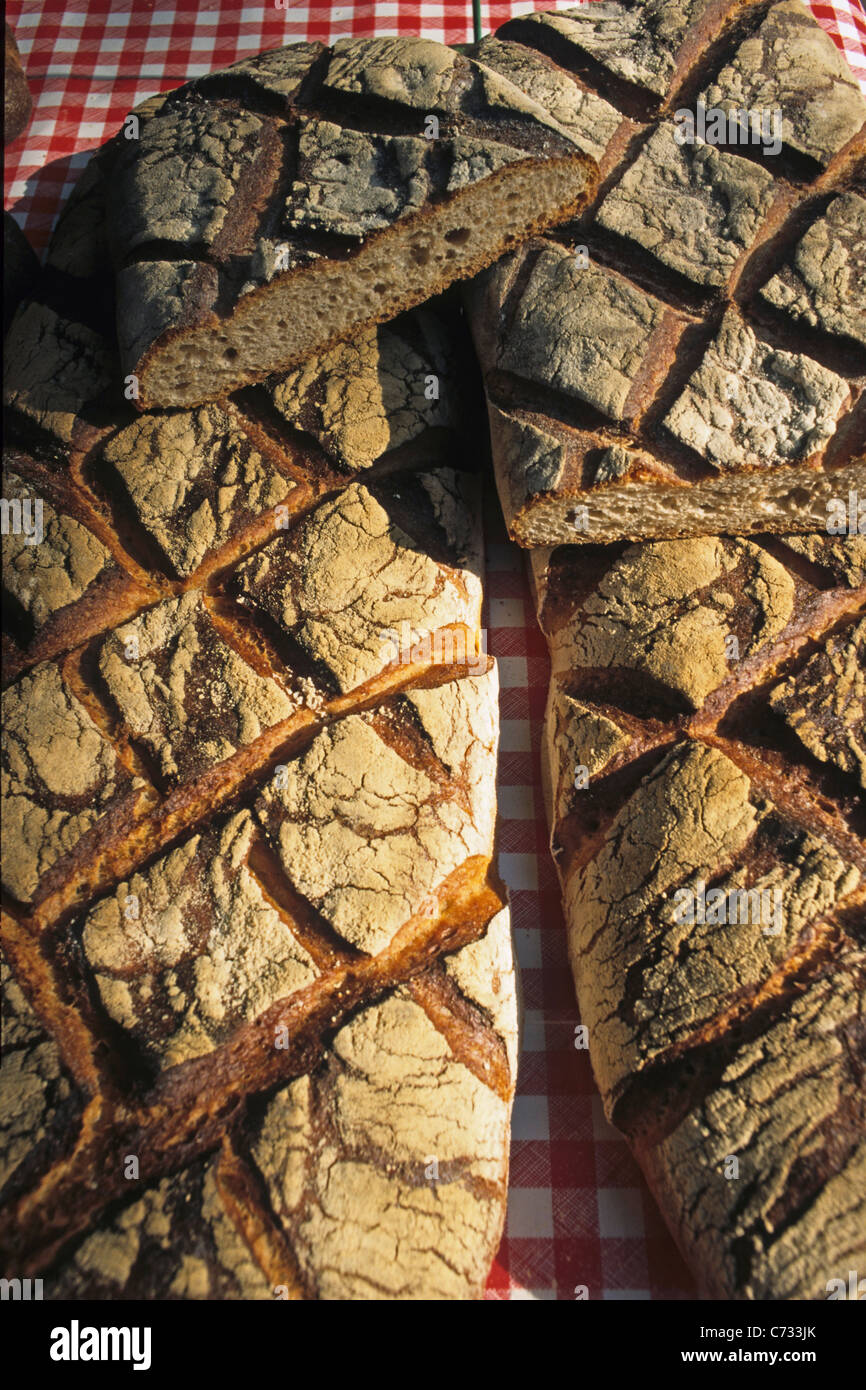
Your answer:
[5,1,865,1301]
[812,0,866,84]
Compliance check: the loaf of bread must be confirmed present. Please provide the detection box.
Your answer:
[0,148,517,1298]
[72,35,598,410]
[4,23,31,145]
[531,529,865,1298]
[464,0,866,545]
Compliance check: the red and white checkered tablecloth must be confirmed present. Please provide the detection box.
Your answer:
[5,1,865,1302]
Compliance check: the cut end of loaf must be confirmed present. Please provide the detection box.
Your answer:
[508,459,866,547]
[134,154,596,410]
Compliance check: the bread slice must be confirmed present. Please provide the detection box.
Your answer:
[464,0,866,545]
[81,35,597,410]
[0,162,516,1299]
[532,529,865,1299]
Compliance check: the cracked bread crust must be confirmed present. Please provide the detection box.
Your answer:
[760,190,866,348]
[110,104,269,258]
[99,405,293,578]
[596,121,777,288]
[469,35,623,163]
[2,663,141,905]
[80,812,319,1071]
[2,136,512,1300]
[98,592,297,783]
[641,945,866,1300]
[233,472,483,696]
[0,952,78,1195]
[250,978,514,1300]
[535,529,865,1299]
[547,534,797,708]
[466,1,866,547]
[268,310,458,472]
[3,466,114,629]
[497,0,711,100]
[781,532,866,587]
[0,456,153,678]
[288,123,531,241]
[497,243,675,421]
[191,41,325,107]
[443,906,519,1082]
[769,617,866,787]
[3,301,115,447]
[2,442,159,641]
[255,689,496,956]
[699,0,866,167]
[45,1157,274,1300]
[664,306,850,472]
[564,740,859,1098]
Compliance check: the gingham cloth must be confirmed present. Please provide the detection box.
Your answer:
[5,0,865,1302]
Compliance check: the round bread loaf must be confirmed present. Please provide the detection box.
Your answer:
[88,35,597,409]
[465,0,866,544]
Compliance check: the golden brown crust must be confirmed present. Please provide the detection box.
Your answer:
[639,942,866,1300]
[250,976,512,1299]
[2,451,155,682]
[1,662,143,906]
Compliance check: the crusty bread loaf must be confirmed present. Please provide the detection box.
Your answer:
[0,149,517,1298]
[464,0,866,545]
[531,529,865,1298]
[4,23,31,145]
[81,35,597,410]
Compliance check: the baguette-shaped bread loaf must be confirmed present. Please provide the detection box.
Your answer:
[464,0,866,545]
[532,529,865,1298]
[0,149,517,1299]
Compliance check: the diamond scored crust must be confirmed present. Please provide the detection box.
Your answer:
[0,33,529,1302]
[3,5,866,1305]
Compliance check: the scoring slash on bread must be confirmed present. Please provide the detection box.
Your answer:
[4,0,866,1305]
[531,531,865,1298]
[464,0,866,544]
[1,115,518,1293]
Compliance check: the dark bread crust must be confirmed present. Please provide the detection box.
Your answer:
[466,1,866,545]
[93,35,597,409]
